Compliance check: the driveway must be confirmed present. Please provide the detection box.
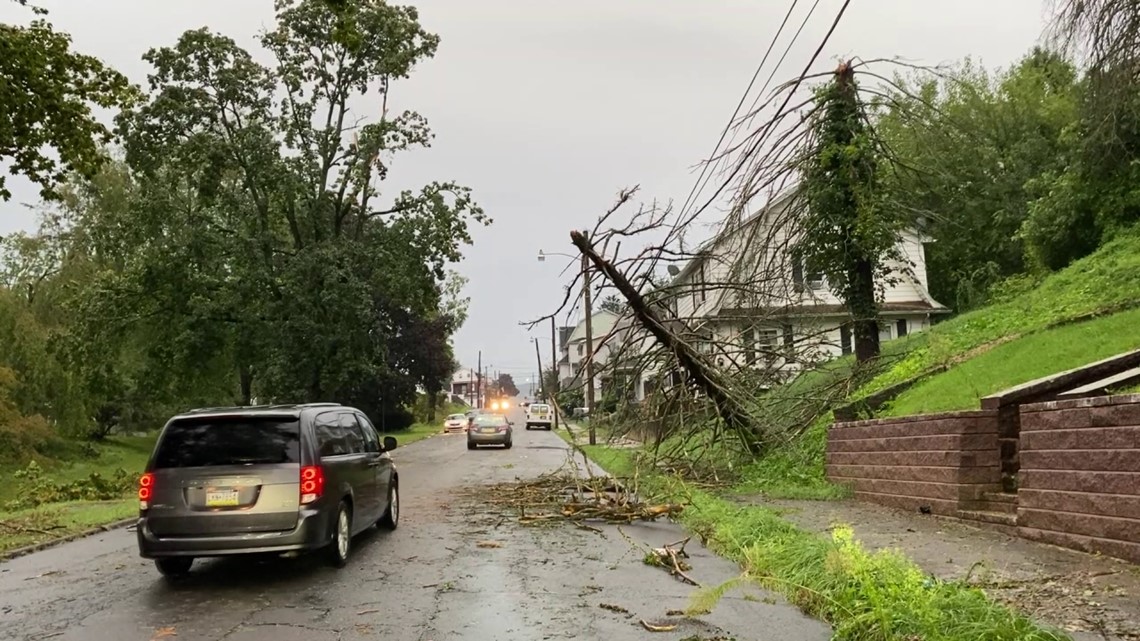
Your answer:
[0,406,830,641]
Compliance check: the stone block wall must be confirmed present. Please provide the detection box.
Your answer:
[1018,394,1140,564]
[826,410,1003,516]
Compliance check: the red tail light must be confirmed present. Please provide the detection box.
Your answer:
[300,465,324,505]
[138,472,154,509]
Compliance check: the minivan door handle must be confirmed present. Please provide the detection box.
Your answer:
[365,458,383,468]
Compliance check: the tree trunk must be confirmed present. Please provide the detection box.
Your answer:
[849,255,880,362]
[238,363,253,406]
[426,389,438,422]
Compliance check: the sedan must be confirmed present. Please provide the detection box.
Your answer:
[443,413,467,433]
[467,413,513,450]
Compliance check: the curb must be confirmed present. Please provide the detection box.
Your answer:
[0,517,136,563]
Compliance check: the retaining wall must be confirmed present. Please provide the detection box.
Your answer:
[1018,394,1140,564]
[825,410,1003,516]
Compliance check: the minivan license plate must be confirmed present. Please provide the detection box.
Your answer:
[206,490,239,507]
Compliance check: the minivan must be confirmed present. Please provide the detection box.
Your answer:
[136,403,399,579]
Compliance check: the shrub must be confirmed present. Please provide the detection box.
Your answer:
[5,460,138,510]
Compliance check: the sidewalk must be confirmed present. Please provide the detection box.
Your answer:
[558,419,640,449]
[736,495,1140,641]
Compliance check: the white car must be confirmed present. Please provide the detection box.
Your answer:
[444,413,468,433]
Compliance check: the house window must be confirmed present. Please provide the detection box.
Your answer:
[757,328,778,365]
[878,322,892,343]
[577,343,584,356]
[896,319,908,337]
[791,248,824,292]
[782,323,795,359]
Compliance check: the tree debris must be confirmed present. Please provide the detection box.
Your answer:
[459,462,684,526]
[639,619,678,632]
[643,537,700,586]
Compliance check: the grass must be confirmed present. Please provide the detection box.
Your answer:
[0,499,136,554]
[0,433,156,506]
[381,421,442,447]
[885,306,1140,416]
[590,447,1068,641]
[859,229,1140,399]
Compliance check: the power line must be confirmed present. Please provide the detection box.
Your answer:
[685,0,854,224]
[688,0,824,215]
[674,0,803,223]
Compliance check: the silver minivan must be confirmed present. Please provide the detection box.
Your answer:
[136,403,399,579]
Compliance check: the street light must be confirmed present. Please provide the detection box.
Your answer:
[537,249,574,262]
[537,243,595,444]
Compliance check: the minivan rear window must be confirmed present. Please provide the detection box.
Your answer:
[153,416,301,468]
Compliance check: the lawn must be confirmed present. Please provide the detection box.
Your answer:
[380,422,442,447]
[884,306,1140,416]
[858,228,1140,399]
[0,499,136,554]
[0,433,157,506]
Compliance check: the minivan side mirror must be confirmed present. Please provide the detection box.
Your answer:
[382,436,397,451]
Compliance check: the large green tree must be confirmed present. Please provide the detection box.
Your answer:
[81,0,484,422]
[877,49,1081,308]
[800,62,896,363]
[1020,2,1140,271]
[0,1,137,201]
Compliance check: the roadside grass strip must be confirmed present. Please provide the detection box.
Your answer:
[587,447,1068,641]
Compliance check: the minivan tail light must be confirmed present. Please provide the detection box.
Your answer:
[138,472,154,509]
[300,465,324,505]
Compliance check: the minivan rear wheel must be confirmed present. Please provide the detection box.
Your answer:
[327,501,352,568]
[155,557,193,579]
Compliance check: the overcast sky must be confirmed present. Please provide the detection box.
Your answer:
[1,0,1052,385]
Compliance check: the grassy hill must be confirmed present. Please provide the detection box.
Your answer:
[738,225,1140,497]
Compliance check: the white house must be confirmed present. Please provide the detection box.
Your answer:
[450,368,480,406]
[556,309,620,397]
[620,192,948,401]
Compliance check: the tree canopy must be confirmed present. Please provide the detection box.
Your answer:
[0,0,482,444]
[0,1,138,201]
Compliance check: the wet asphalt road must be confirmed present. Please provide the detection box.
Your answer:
[0,407,830,641]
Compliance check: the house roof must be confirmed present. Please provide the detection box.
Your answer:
[565,309,620,343]
[668,190,798,286]
[451,369,478,383]
[661,189,948,315]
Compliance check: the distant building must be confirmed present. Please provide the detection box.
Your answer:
[450,368,481,406]
[556,310,620,399]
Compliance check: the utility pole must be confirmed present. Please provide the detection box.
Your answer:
[468,368,474,406]
[550,316,559,429]
[533,338,545,404]
[476,351,482,409]
[581,237,596,446]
